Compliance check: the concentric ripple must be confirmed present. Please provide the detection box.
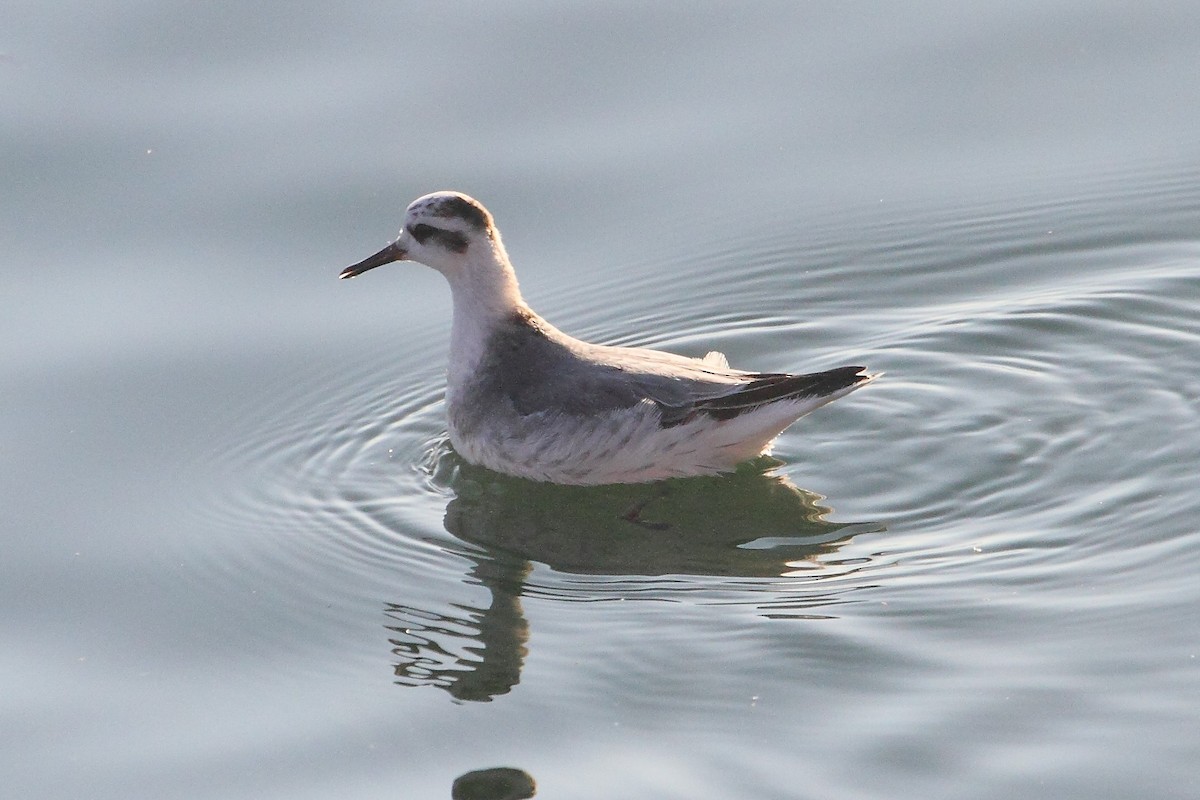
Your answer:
[174,163,1200,702]
[175,301,889,686]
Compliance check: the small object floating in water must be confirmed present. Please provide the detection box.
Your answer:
[452,767,536,800]
[340,191,877,485]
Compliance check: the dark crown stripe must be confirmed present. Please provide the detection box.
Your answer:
[433,195,490,231]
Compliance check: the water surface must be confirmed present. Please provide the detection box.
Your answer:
[4,3,1200,798]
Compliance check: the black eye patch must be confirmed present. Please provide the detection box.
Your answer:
[408,223,469,254]
[409,223,435,243]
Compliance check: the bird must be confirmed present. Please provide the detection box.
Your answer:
[340,191,877,485]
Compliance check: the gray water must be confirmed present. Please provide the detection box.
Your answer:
[5,3,1200,799]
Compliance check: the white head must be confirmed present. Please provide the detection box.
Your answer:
[340,191,504,281]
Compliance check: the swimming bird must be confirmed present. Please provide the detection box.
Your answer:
[340,192,876,485]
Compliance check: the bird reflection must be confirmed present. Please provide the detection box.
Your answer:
[386,553,530,702]
[384,458,880,702]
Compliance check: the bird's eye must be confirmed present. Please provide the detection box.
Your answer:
[409,223,435,244]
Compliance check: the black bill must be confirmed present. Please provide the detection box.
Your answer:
[339,240,408,279]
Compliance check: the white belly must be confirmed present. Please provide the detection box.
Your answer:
[447,398,812,485]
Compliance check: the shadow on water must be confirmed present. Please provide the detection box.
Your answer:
[384,458,882,702]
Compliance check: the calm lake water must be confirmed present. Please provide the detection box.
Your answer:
[5,3,1200,799]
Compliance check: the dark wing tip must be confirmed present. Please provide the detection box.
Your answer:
[691,365,877,421]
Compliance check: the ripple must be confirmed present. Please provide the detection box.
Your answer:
[174,306,893,693]
[174,160,1200,701]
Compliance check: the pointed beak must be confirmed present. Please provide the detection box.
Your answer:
[339,240,408,279]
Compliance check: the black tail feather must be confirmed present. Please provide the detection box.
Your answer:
[697,366,870,421]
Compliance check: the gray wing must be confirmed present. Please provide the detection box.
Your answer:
[481,314,705,414]
[481,310,868,424]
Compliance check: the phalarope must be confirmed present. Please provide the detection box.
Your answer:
[341,191,876,485]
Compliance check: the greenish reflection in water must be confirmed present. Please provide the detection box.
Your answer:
[386,460,881,702]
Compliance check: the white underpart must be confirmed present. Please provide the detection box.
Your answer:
[447,381,871,486]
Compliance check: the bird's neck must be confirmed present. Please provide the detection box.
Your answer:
[445,240,527,396]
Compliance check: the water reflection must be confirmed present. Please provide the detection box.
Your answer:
[385,460,880,702]
[442,458,874,576]
[386,553,530,703]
